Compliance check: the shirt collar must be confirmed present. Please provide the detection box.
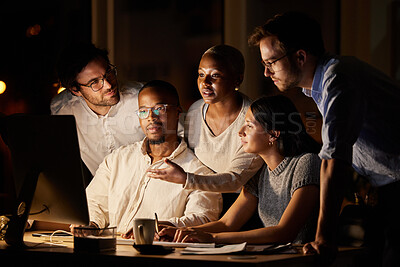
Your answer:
[311,58,325,94]
[302,53,332,99]
[269,157,290,176]
[140,137,187,161]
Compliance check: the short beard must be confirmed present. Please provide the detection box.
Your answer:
[148,136,165,145]
[285,59,302,89]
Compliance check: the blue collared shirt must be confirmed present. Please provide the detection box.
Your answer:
[303,54,400,186]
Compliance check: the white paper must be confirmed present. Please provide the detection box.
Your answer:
[246,243,296,254]
[180,242,247,255]
[153,241,215,248]
[116,237,215,248]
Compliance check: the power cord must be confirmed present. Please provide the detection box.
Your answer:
[31,229,72,248]
[49,230,72,245]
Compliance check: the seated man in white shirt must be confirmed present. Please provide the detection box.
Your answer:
[51,43,145,177]
[86,80,222,236]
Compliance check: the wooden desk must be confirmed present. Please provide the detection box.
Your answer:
[0,231,364,266]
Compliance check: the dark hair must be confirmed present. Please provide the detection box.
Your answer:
[203,44,245,77]
[57,42,110,90]
[139,80,180,107]
[248,12,325,58]
[250,95,321,157]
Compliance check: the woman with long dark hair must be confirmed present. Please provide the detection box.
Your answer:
[159,95,321,244]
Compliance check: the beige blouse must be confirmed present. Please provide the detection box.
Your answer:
[184,94,264,192]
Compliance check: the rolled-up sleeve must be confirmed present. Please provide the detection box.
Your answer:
[167,190,222,227]
[185,150,264,193]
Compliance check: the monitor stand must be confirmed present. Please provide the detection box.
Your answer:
[5,168,41,247]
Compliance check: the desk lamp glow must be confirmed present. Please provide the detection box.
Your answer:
[0,81,6,94]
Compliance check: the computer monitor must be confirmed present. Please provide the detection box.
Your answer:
[1,114,90,247]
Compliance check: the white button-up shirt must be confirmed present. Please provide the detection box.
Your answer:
[50,85,145,175]
[86,138,222,234]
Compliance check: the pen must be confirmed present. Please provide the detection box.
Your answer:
[155,213,160,240]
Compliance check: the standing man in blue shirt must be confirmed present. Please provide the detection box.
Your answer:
[249,12,400,266]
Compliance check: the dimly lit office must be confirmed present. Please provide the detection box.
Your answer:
[1,1,400,266]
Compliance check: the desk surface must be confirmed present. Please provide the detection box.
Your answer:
[0,231,363,267]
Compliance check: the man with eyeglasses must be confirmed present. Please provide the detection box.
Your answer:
[51,43,145,177]
[85,80,221,236]
[249,12,400,266]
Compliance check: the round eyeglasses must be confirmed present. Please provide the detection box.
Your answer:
[136,104,176,120]
[77,64,117,92]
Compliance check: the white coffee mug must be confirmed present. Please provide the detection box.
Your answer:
[133,218,155,245]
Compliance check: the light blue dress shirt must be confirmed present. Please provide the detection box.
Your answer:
[303,54,400,186]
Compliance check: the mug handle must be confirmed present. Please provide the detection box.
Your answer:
[138,224,144,244]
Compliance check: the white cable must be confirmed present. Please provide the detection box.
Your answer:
[49,230,72,245]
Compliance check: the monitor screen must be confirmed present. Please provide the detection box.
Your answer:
[1,114,89,246]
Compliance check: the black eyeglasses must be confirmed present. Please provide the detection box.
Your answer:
[77,64,117,92]
[136,104,177,120]
[261,54,288,73]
